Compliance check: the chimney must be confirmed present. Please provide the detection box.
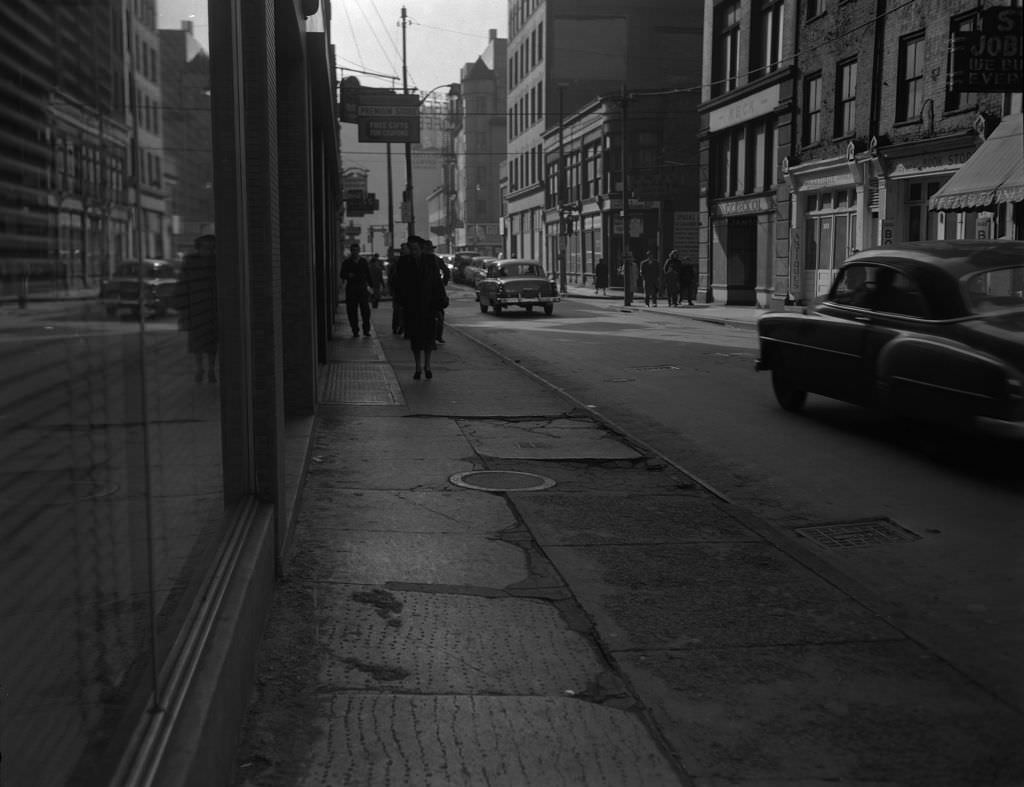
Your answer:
[182,19,193,35]
[489,28,497,41]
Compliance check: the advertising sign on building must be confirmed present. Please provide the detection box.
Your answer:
[950,7,1023,92]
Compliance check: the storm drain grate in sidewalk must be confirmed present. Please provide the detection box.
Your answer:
[628,364,680,372]
[795,518,921,549]
[321,362,404,405]
[450,470,556,492]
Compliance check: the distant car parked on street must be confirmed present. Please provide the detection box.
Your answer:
[755,240,1024,432]
[451,252,484,284]
[476,258,560,316]
[99,259,179,318]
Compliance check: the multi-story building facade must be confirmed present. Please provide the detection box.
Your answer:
[542,88,701,293]
[699,0,793,305]
[2,2,341,784]
[505,0,705,279]
[160,21,215,260]
[701,0,1022,307]
[454,30,508,256]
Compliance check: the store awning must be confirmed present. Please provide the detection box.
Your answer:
[929,113,1024,211]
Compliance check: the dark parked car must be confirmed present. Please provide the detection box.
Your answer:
[756,240,1024,430]
[464,257,495,290]
[477,259,560,315]
[99,259,179,318]
[451,252,484,284]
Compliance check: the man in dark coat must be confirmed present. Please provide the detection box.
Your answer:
[340,243,372,336]
[640,251,661,307]
[679,254,698,306]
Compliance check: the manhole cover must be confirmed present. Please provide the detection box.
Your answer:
[795,519,921,549]
[449,470,556,492]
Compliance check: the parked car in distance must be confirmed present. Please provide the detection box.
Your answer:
[477,258,560,315]
[99,259,180,318]
[451,252,484,284]
[755,240,1024,431]
[464,257,495,290]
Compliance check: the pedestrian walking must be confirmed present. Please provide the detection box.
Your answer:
[387,246,405,334]
[640,251,660,306]
[368,253,384,308]
[393,235,447,379]
[177,234,219,383]
[340,243,372,337]
[424,240,450,344]
[663,250,684,307]
[679,253,698,306]
[594,258,608,295]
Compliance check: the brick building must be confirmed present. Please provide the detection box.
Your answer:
[701,0,1022,307]
[504,0,705,280]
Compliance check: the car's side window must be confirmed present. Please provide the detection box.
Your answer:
[830,264,875,307]
[872,269,929,318]
[831,264,930,318]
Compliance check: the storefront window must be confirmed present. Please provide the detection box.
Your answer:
[0,3,224,783]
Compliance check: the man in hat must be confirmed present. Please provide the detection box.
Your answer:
[340,242,372,336]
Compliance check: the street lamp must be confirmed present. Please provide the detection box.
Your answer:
[400,81,460,239]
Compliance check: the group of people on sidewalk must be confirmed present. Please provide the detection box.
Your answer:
[340,236,449,380]
[592,250,698,307]
[641,249,697,307]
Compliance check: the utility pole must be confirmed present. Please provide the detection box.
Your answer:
[621,86,633,306]
[386,143,394,252]
[401,6,414,238]
[557,83,567,295]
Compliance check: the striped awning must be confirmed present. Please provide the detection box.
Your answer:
[929,113,1024,212]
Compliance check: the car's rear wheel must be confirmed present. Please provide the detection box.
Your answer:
[771,370,807,412]
[543,304,554,315]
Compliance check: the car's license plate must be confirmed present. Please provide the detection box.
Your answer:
[521,289,537,298]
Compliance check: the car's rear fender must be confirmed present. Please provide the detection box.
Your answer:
[876,335,1023,420]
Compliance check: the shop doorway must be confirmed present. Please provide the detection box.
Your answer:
[725,216,757,304]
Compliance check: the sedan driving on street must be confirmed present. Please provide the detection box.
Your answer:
[755,240,1024,430]
[477,259,560,315]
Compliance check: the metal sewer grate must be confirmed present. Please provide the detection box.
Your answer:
[795,519,921,549]
[449,470,556,492]
[628,364,680,372]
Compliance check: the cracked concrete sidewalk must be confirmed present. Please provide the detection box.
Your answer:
[233,313,1024,787]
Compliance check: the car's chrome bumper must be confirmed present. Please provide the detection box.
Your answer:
[495,295,560,305]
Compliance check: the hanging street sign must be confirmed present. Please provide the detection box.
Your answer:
[357,94,420,144]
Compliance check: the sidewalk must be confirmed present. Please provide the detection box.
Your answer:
[232,308,1024,787]
[560,283,766,329]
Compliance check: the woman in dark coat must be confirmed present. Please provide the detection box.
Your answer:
[178,234,219,382]
[393,236,447,379]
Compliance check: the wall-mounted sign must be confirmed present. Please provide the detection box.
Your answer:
[950,7,1023,93]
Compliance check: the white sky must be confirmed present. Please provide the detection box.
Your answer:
[157,0,508,95]
[333,0,507,93]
